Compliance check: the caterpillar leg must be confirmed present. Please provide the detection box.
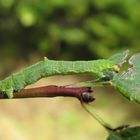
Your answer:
[5,88,14,98]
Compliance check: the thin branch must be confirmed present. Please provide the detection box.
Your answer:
[0,85,95,103]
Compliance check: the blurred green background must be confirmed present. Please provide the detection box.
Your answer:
[0,0,140,140]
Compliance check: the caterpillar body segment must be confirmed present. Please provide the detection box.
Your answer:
[0,59,116,98]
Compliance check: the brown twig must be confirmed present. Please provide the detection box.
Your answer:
[0,85,95,103]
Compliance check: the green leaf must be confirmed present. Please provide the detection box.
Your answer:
[101,50,129,82]
[112,53,140,103]
[109,50,129,65]
[107,126,140,140]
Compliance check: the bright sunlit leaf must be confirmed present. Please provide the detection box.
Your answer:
[17,5,37,27]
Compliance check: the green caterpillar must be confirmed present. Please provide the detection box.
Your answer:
[0,57,120,98]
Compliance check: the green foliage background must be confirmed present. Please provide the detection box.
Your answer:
[1,0,140,67]
[0,0,140,140]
